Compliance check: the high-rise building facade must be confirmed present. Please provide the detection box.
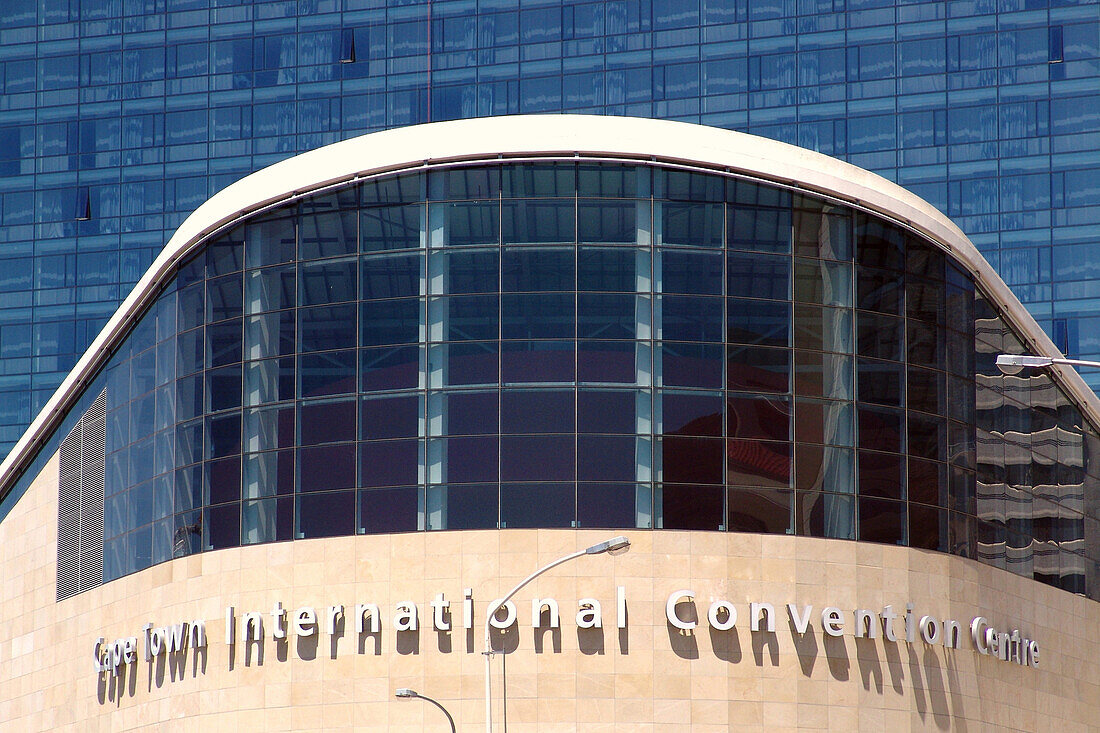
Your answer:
[1,0,1098,461]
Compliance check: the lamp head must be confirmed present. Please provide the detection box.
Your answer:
[996,354,1053,375]
[585,536,631,556]
[395,688,418,698]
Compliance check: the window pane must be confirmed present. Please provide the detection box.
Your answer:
[502,293,574,339]
[859,450,904,500]
[578,247,636,291]
[578,436,635,481]
[796,492,854,539]
[795,444,854,492]
[727,439,791,488]
[361,394,419,440]
[440,436,498,482]
[501,435,574,481]
[501,483,574,528]
[663,392,723,437]
[794,258,851,306]
[361,299,419,346]
[362,254,421,299]
[360,439,419,487]
[298,491,355,538]
[727,251,790,300]
[728,394,790,441]
[727,345,789,393]
[578,390,635,433]
[578,341,636,383]
[444,391,499,435]
[300,211,357,259]
[859,496,905,545]
[501,200,575,244]
[728,488,791,534]
[578,293,636,339]
[661,295,722,342]
[300,399,355,445]
[362,204,422,251]
[661,342,723,388]
[446,342,499,386]
[300,350,356,398]
[663,436,723,484]
[301,304,356,351]
[858,405,902,453]
[728,206,791,253]
[661,484,724,530]
[501,390,574,433]
[726,298,789,347]
[578,200,635,243]
[361,346,420,391]
[300,444,356,491]
[578,483,635,528]
[500,341,576,383]
[440,484,498,530]
[440,250,499,294]
[502,247,574,291]
[446,295,499,341]
[359,487,419,534]
[661,202,723,247]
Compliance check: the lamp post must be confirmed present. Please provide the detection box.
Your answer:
[483,535,630,733]
[395,688,456,733]
[995,354,1100,374]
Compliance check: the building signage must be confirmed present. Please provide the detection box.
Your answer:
[93,587,1039,679]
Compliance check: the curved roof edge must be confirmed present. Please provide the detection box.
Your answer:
[2,114,1096,492]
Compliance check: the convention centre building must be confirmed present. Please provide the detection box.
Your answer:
[0,116,1097,731]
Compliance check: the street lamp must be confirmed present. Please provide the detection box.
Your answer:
[996,354,1100,375]
[395,688,456,733]
[483,535,630,733]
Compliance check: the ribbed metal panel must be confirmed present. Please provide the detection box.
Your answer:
[56,391,106,601]
[56,431,81,601]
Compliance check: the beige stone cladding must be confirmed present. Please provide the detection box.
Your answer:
[1,452,1098,732]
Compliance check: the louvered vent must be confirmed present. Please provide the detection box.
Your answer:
[57,391,106,601]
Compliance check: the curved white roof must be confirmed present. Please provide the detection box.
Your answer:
[2,114,1096,490]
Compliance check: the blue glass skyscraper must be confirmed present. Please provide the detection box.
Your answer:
[0,0,1097,459]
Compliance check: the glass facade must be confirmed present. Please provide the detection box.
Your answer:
[34,159,1099,599]
[0,0,1099,462]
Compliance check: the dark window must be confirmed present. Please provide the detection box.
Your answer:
[500,435,574,481]
[727,298,789,347]
[795,444,854,492]
[663,392,723,437]
[299,444,356,491]
[501,293,574,339]
[728,206,791,253]
[578,247,636,291]
[205,503,240,550]
[728,488,791,534]
[445,392,499,435]
[578,436,636,481]
[298,491,355,538]
[300,399,356,445]
[501,200,575,244]
[578,200,635,243]
[442,436,499,483]
[578,341,636,383]
[577,390,635,434]
[442,484,498,530]
[578,483,635,528]
[301,303,356,352]
[299,350,357,398]
[501,483,574,528]
[661,342,723,388]
[442,250,499,294]
[360,346,420,391]
[662,203,723,247]
[361,395,419,440]
[858,405,902,453]
[446,295,499,341]
[500,341,576,383]
[727,251,790,300]
[663,436,724,484]
[661,484,724,530]
[727,346,789,393]
[362,205,422,251]
[858,450,904,500]
[501,390,574,433]
[360,439,419,487]
[359,487,419,534]
[859,497,905,545]
[857,312,902,361]
[661,295,722,342]
[578,293,636,339]
[796,492,854,539]
[361,299,418,346]
[857,359,903,406]
[361,254,421,299]
[502,247,574,292]
[446,341,499,386]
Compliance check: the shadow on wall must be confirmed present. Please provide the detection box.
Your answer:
[665,612,964,729]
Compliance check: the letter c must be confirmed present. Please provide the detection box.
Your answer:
[93,638,106,673]
[970,617,990,654]
[665,590,696,630]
